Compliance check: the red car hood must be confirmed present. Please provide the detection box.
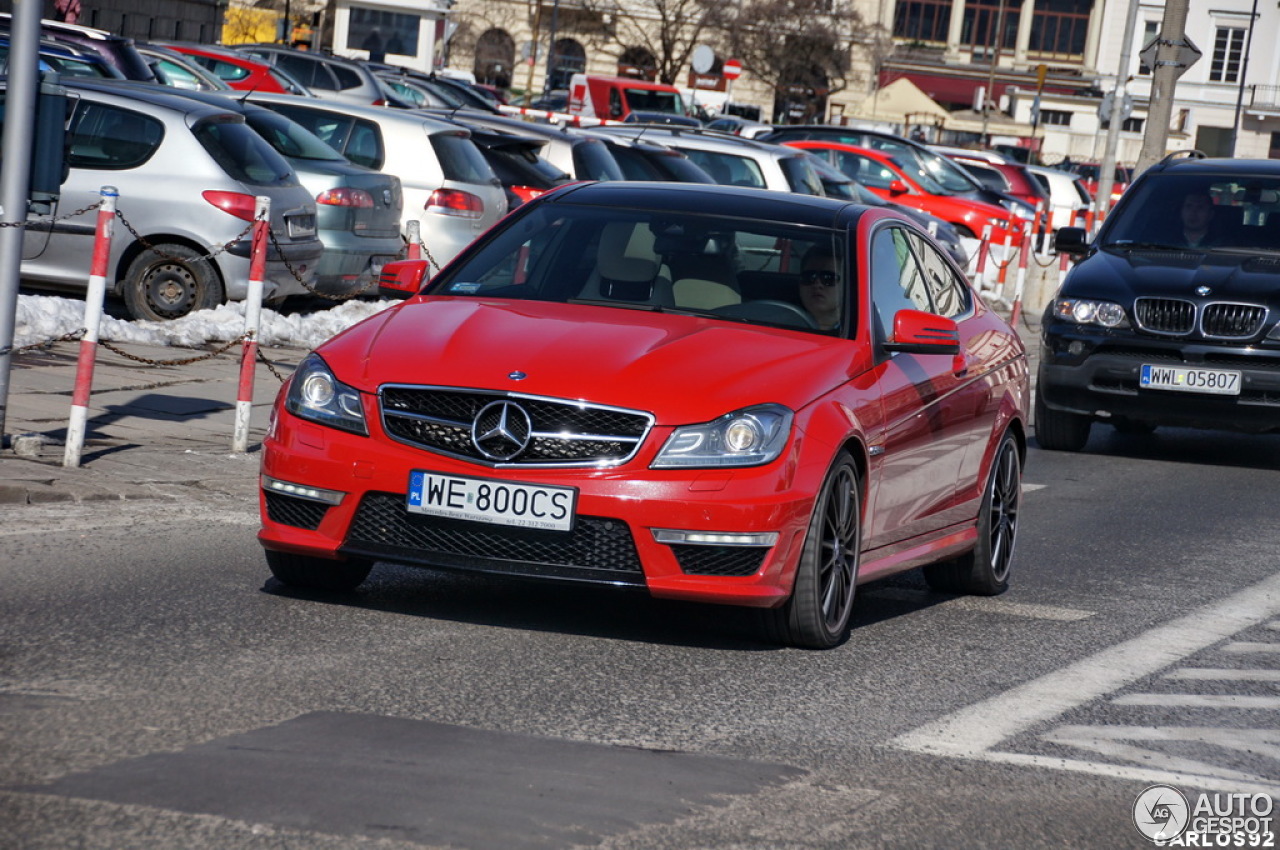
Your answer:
[320,297,857,425]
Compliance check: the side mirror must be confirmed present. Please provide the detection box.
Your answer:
[378,259,430,299]
[1053,226,1090,255]
[883,309,960,355]
[888,179,909,196]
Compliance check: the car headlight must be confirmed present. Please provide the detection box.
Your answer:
[1052,298,1129,328]
[284,353,368,435]
[652,404,793,469]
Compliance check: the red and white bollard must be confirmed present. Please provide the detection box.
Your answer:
[405,219,421,260]
[1010,223,1033,326]
[970,223,993,281]
[233,196,270,454]
[996,226,1016,291]
[64,186,119,468]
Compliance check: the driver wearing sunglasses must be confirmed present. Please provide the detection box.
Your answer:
[798,245,842,332]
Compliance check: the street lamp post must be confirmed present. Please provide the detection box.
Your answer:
[543,0,561,95]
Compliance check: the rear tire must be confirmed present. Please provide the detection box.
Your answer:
[265,549,372,592]
[924,431,1021,595]
[1034,384,1091,451]
[764,451,861,649]
[122,243,224,321]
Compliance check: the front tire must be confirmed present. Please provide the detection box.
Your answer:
[1034,384,1091,451]
[122,243,224,321]
[265,549,372,592]
[924,431,1021,595]
[764,451,861,649]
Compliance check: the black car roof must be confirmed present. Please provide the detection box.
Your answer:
[545,180,861,229]
[1146,154,1280,178]
[51,77,246,119]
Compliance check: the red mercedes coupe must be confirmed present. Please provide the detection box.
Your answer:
[258,182,1029,648]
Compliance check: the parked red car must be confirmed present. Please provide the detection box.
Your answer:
[786,140,1023,243]
[932,145,1050,210]
[258,182,1029,648]
[160,43,307,95]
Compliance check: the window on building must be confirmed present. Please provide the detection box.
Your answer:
[1026,0,1091,58]
[1122,117,1145,133]
[1270,131,1280,159]
[1209,27,1245,83]
[1137,21,1160,75]
[893,0,952,44]
[1040,109,1072,126]
[962,0,1020,55]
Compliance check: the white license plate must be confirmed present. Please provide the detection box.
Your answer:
[406,471,576,532]
[1140,364,1241,395]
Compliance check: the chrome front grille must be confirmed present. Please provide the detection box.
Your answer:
[379,386,653,467]
[1134,298,1267,340]
[1134,298,1195,334]
[1202,303,1266,339]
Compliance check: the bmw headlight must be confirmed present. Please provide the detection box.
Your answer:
[652,404,793,469]
[284,353,368,435]
[1053,298,1129,328]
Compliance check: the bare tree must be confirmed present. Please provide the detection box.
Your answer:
[577,0,729,85]
[723,0,879,97]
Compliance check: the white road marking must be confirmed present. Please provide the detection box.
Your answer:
[889,571,1280,791]
[1038,726,1280,789]
[1164,668,1280,682]
[865,587,1094,621]
[1113,694,1280,709]
[1221,641,1280,655]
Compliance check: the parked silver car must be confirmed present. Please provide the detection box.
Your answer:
[232,44,413,108]
[171,88,405,295]
[13,79,323,320]
[595,125,825,195]
[246,93,507,270]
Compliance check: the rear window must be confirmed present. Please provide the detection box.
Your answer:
[431,131,496,183]
[780,154,823,196]
[67,102,163,170]
[245,110,345,162]
[198,56,250,83]
[331,63,363,92]
[571,138,625,181]
[194,116,297,187]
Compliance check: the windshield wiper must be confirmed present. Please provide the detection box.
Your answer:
[1107,240,1192,251]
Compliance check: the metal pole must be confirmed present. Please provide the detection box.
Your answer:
[1136,0,1190,173]
[1229,0,1260,156]
[981,0,1007,147]
[0,0,43,445]
[543,0,560,95]
[1095,0,1141,222]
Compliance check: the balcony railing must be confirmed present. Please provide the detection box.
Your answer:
[1250,85,1280,112]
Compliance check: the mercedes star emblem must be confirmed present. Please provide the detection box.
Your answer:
[471,400,533,461]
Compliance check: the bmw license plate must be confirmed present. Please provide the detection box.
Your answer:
[1140,364,1241,395]
[406,471,576,532]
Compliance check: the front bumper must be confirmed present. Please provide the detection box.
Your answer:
[258,409,823,608]
[1038,322,1280,432]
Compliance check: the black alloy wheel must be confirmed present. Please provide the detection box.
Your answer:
[765,450,861,649]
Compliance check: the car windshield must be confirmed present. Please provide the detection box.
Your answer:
[1103,173,1280,253]
[428,204,847,335]
[622,87,684,115]
[244,109,346,162]
[865,137,976,193]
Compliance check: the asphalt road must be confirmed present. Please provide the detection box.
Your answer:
[2,429,1279,849]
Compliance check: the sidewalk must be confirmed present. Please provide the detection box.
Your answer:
[0,340,302,505]
[0,316,1041,507]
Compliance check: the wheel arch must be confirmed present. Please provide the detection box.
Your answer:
[113,233,228,297]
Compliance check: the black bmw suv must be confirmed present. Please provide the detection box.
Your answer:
[1037,152,1280,450]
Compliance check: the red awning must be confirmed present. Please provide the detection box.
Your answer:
[880,72,1007,109]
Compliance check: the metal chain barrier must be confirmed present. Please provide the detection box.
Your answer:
[16,329,87,353]
[96,334,249,367]
[114,208,254,265]
[1,201,105,229]
[256,344,291,383]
